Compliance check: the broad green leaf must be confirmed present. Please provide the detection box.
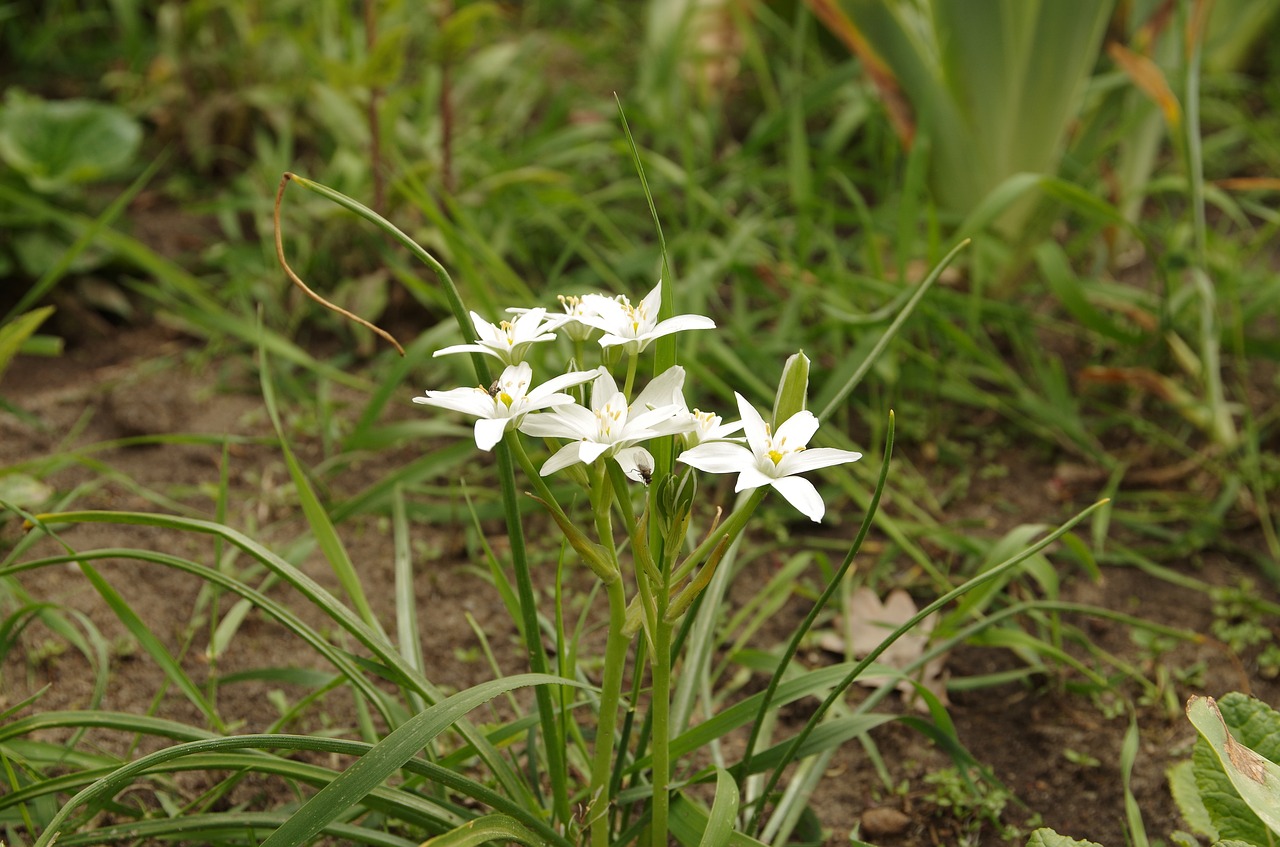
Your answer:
[0,91,142,193]
[1025,829,1104,847]
[1167,759,1216,839]
[825,0,1113,233]
[1187,694,1280,839]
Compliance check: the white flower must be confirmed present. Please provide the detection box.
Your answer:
[413,362,598,451]
[622,365,743,449]
[551,294,603,342]
[582,280,714,354]
[684,408,744,447]
[676,392,862,522]
[433,308,557,365]
[519,369,693,476]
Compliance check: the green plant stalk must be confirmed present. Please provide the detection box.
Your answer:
[670,489,767,587]
[649,561,673,847]
[622,351,641,401]
[576,460,628,847]
[497,436,570,826]
[282,175,583,823]
[589,577,630,847]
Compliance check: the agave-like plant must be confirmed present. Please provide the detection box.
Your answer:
[806,0,1113,235]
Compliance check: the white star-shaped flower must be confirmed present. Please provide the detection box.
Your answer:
[413,362,599,451]
[433,308,557,365]
[582,280,714,354]
[519,369,694,476]
[618,364,743,449]
[677,393,862,522]
[684,408,744,447]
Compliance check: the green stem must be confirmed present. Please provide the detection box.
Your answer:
[622,351,640,399]
[671,489,767,585]
[649,600,672,846]
[589,577,630,847]
[495,438,570,826]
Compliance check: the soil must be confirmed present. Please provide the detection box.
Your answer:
[1,322,1278,847]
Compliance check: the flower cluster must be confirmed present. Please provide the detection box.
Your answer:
[416,280,861,521]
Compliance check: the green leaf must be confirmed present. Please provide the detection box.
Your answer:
[255,674,576,847]
[698,768,740,847]
[1167,759,1216,839]
[420,814,551,847]
[0,306,54,385]
[1186,694,1280,840]
[1025,828,1104,847]
[671,793,767,847]
[258,337,384,639]
[771,351,810,429]
[0,90,142,193]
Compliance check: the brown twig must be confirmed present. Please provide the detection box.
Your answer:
[273,173,405,355]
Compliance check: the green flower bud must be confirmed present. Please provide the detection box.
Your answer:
[772,350,810,429]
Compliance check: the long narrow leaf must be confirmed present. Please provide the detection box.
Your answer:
[255,674,575,847]
[420,814,553,847]
[258,338,385,637]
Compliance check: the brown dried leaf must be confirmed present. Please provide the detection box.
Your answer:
[819,587,949,711]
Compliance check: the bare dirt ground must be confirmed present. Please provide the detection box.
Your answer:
[1,322,1277,846]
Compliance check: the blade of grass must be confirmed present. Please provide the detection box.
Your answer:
[749,499,1110,833]
[258,334,386,639]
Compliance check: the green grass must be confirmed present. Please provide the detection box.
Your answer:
[2,2,1279,846]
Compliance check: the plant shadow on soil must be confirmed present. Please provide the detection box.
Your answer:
[1,324,1277,846]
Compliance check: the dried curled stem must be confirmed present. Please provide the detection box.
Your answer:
[274,173,405,356]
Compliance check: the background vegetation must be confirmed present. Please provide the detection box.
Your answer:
[1,1,1278,845]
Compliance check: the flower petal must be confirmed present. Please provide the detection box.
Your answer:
[590,371,620,412]
[734,393,769,453]
[578,440,611,466]
[640,279,663,317]
[678,442,754,474]
[734,466,775,492]
[772,410,820,450]
[474,417,510,451]
[520,405,596,439]
[412,387,494,417]
[627,403,685,433]
[540,442,585,476]
[648,315,716,340]
[616,446,654,484]
[533,368,601,397]
[769,475,825,522]
[432,343,496,359]
[632,366,686,412]
[777,447,863,476]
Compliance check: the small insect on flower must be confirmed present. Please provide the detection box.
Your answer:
[635,459,653,486]
[487,379,502,397]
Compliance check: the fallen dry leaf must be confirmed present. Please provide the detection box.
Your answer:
[819,587,949,711]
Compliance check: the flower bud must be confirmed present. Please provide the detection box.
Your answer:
[772,350,810,429]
